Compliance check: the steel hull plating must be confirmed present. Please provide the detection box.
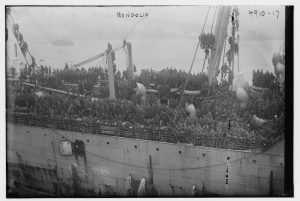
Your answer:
[7,123,284,197]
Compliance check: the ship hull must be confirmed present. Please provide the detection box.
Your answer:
[7,123,284,197]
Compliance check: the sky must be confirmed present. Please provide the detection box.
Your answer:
[10,6,284,41]
[7,6,285,82]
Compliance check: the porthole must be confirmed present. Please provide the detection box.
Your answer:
[178,151,182,154]
[156,148,159,151]
[107,142,110,145]
[134,145,138,149]
[58,140,73,156]
[227,156,230,160]
[202,153,206,157]
[87,139,90,142]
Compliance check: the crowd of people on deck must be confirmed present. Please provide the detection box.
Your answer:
[137,68,210,90]
[252,70,277,89]
[8,66,285,144]
[7,7,284,146]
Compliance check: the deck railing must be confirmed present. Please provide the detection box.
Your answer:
[7,112,268,152]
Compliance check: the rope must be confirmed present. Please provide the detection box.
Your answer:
[95,56,106,68]
[23,10,69,64]
[23,8,112,69]
[173,6,211,124]
[75,13,147,69]
[25,8,72,64]
[72,16,143,69]
[24,8,73,65]
[6,16,31,67]
[95,57,103,68]
[73,51,107,68]
[72,43,123,68]
[114,12,149,49]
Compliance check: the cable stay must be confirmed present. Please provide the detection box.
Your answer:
[173,6,211,123]
[71,44,122,69]
[23,8,73,65]
[24,8,72,65]
[199,6,218,73]
[114,14,148,50]
[43,8,148,71]
[73,51,107,68]
[96,56,108,68]
[6,15,32,67]
[95,57,104,68]
[73,16,146,69]
[24,8,73,64]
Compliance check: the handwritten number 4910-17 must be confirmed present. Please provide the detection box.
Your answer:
[248,10,279,19]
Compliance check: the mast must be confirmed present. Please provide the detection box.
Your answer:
[207,6,232,86]
[107,43,116,99]
[124,40,134,79]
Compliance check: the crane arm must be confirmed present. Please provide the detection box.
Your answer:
[72,44,124,68]
[72,51,107,68]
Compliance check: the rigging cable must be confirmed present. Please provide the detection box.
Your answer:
[72,41,124,68]
[6,16,31,67]
[23,11,69,65]
[200,7,217,73]
[24,8,71,64]
[23,8,73,65]
[25,8,73,64]
[114,12,149,49]
[73,51,107,68]
[95,56,106,68]
[73,15,146,69]
[173,6,211,124]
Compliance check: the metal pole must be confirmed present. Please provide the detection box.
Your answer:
[125,41,134,79]
[201,55,207,73]
[173,7,211,124]
[107,43,116,99]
